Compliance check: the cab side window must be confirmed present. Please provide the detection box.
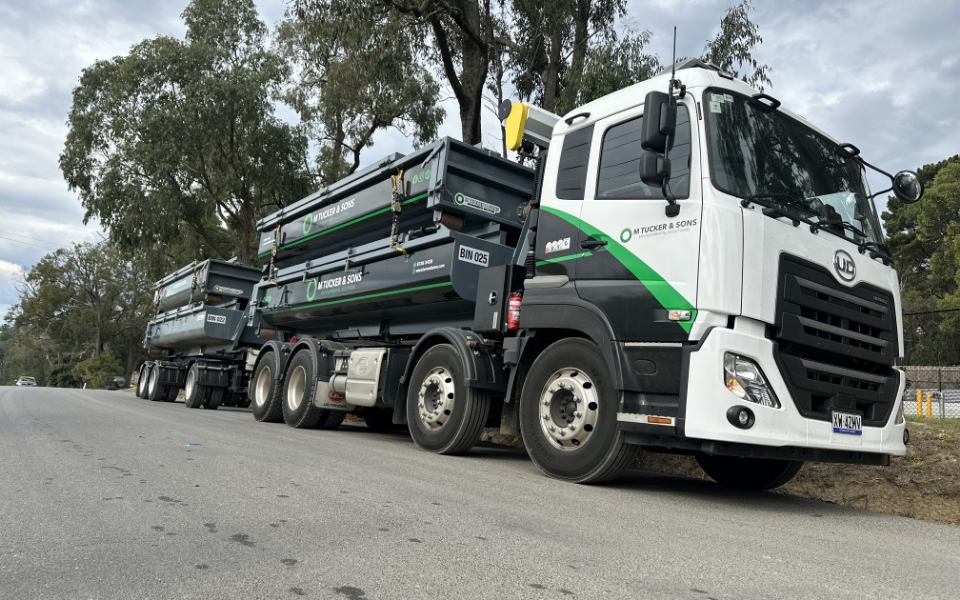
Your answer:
[596,106,691,199]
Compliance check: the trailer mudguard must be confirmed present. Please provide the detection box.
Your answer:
[286,338,344,381]
[252,340,294,389]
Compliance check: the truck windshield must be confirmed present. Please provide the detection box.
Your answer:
[704,89,884,245]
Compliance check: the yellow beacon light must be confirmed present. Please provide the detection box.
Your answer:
[504,101,529,152]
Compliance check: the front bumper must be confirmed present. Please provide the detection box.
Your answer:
[682,322,906,457]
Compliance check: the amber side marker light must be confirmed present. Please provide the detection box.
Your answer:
[647,416,673,425]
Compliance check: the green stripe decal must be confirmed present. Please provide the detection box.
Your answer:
[258,193,428,258]
[541,206,697,334]
[262,281,452,315]
[535,251,592,266]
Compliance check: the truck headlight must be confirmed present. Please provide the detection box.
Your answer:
[723,353,781,408]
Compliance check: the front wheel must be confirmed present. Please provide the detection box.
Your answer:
[695,454,803,491]
[519,338,639,484]
[406,344,489,455]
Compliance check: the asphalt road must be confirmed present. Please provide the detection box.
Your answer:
[1,387,958,600]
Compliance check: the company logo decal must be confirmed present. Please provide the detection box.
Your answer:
[545,237,571,254]
[834,249,856,281]
[455,193,500,215]
[620,219,699,241]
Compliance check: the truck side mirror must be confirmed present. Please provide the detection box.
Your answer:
[640,91,677,153]
[638,152,671,187]
[892,170,923,204]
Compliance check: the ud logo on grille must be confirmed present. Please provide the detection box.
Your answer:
[834,249,856,281]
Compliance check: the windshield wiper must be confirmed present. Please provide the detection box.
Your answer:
[859,241,894,266]
[741,192,818,215]
[809,219,865,238]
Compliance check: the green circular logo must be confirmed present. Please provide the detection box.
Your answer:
[455,193,465,205]
[305,279,318,301]
[302,213,314,235]
[620,228,632,243]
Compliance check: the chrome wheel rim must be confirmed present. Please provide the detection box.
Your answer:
[538,368,600,451]
[286,365,306,412]
[148,368,158,395]
[417,366,454,431]
[254,365,272,407]
[185,369,196,399]
[137,369,146,395]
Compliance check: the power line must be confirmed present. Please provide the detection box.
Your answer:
[0,229,66,248]
[0,235,61,251]
[903,308,960,316]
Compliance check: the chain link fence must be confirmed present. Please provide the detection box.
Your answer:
[901,366,960,419]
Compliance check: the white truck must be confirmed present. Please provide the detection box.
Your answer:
[148,58,924,490]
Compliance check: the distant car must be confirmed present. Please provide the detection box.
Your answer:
[15,377,37,387]
[103,376,127,391]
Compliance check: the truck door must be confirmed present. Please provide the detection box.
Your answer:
[532,125,595,280]
[573,101,702,342]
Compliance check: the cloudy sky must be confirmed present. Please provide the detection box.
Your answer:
[1,0,958,318]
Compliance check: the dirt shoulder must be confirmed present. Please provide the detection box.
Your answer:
[482,417,960,526]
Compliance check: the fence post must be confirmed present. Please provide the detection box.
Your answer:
[916,388,922,416]
[939,368,945,419]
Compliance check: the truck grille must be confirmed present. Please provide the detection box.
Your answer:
[772,255,900,427]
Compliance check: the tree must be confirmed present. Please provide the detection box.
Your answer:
[701,0,771,91]
[73,349,124,389]
[8,242,153,383]
[883,155,960,365]
[281,1,444,186]
[60,0,312,266]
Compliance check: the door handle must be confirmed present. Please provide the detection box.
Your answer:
[580,239,608,249]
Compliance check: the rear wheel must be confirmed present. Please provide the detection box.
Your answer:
[251,352,283,422]
[163,385,179,402]
[282,350,332,428]
[406,344,489,455]
[146,364,166,402]
[202,387,223,410]
[135,364,149,398]
[519,338,639,484]
[184,364,204,409]
[695,454,803,491]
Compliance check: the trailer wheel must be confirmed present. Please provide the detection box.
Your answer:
[251,352,283,422]
[184,364,204,409]
[519,338,639,484]
[146,364,166,402]
[695,454,803,490]
[282,350,332,428]
[362,409,405,432]
[203,387,223,410]
[163,385,179,402]
[406,344,490,455]
[136,364,149,398]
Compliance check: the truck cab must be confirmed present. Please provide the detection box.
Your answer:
[516,59,918,482]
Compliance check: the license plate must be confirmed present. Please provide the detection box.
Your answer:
[832,411,862,436]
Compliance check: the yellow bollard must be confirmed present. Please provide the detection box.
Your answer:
[926,392,933,418]
[917,389,922,416]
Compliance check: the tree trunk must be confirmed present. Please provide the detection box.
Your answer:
[559,0,590,112]
[542,30,564,113]
[456,5,488,146]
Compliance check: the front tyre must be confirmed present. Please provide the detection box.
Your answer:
[695,455,803,491]
[250,351,283,422]
[135,364,149,398]
[519,338,639,484]
[406,344,490,455]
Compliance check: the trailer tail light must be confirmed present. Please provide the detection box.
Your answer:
[506,292,522,332]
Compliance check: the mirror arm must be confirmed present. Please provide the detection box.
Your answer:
[661,78,680,218]
[867,186,893,202]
